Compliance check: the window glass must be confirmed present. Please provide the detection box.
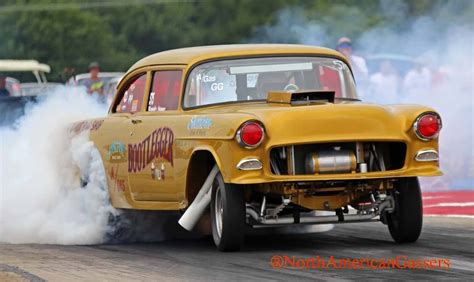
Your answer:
[318,65,342,98]
[184,57,357,108]
[116,74,147,113]
[148,70,182,112]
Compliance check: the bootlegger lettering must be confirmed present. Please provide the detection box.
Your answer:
[128,127,174,172]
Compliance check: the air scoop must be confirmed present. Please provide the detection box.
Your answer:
[267,90,335,105]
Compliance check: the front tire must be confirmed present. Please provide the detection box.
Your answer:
[386,177,423,243]
[210,172,245,252]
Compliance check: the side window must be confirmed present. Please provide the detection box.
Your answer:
[116,74,147,113]
[148,70,182,112]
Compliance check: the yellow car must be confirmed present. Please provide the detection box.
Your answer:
[72,44,442,251]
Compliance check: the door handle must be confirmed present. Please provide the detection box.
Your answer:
[131,119,142,124]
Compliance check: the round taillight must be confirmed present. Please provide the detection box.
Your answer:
[414,113,442,140]
[237,121,264,148]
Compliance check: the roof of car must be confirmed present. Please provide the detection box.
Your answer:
[128,44,348,72]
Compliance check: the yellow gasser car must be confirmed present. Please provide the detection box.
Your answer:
[73,44,442,251]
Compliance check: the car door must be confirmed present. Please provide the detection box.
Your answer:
[127,69,184,202]
[98,72,149,208]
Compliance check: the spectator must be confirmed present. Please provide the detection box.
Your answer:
[0,76,10,97]
[369,60,400,103]
[60,67,75,83]
[402,59,432,97]
[336,37,369,81]
[80,62,104,95]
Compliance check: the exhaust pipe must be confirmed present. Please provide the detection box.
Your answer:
[178,165,219,231]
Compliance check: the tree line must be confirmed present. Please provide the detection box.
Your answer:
[0,0,471,81]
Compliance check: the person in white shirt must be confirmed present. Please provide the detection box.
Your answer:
[369,60,400,103]
[403,60,432,98]
[336,37,369,81]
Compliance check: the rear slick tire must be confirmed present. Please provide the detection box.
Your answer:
[387,177,423,243]
[210,172,245,252]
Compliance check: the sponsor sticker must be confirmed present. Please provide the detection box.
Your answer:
[188,116,213,130]
[131,99,139,112]
[107,141,127,163]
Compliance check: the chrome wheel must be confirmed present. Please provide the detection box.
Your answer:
[210,172,245,251]
[214,184,223,238]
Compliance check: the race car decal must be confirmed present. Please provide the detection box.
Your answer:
[69,119,104,135]
[187,116,213,130]
[106,140,127,163]
[108,164,126,193]
[128,127,174,173]
[151,162,166,180]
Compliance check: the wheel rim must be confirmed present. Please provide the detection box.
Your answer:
[214,184,224,238]
[390,190,401,227]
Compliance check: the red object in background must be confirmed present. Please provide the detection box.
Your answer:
[422,191,474,216]
[12,82,20,92]
[318,66,342,98]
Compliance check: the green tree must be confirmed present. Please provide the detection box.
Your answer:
[0,0,134,80]
[0,0,471,81]
[102,0,290,56]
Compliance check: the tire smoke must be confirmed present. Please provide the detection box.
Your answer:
[0,89,114,244]
[0,89,197,244]
[252,2,473,191]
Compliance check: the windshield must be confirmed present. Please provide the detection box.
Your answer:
[184,56,358,108]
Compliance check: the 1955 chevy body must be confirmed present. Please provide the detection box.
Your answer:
[71,44,442,251]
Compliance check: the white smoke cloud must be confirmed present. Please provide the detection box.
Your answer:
[357,19,473,191]
[0,88,116,244]
[250,8,329,46]
[252,2,474,191]
[0,88,197,244]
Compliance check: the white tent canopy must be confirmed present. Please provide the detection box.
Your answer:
[0,60,51,73]
[0,60,50,83]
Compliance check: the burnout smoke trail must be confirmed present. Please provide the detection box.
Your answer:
[0,88,196,244]
[0,89,116,244]
[253,1,474,191]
